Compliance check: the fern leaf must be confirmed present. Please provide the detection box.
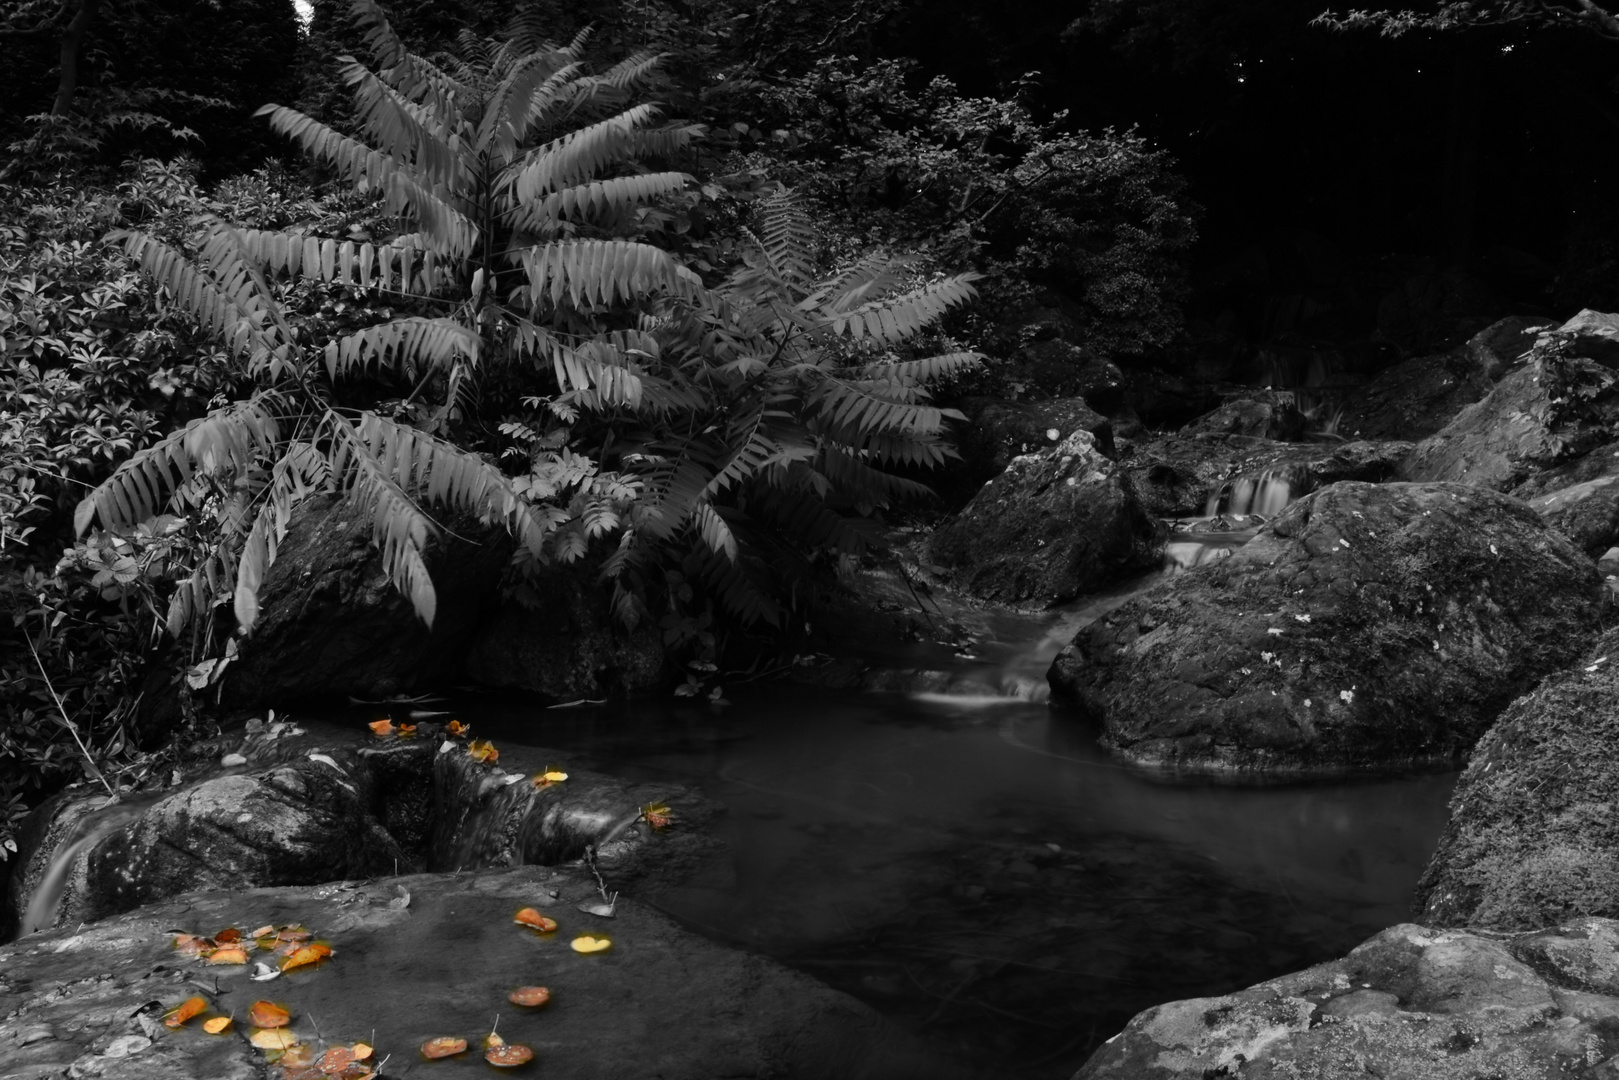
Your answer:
[598,50,665,90]
[340,57,466,187]
[859,351,983,384]
[692,501,737,561]
[111,229,284,364]
[510,103,663,202]
[519,239,703,310]
[754,188,817,286]
[522,171,691,232]
[824,273,982,343]
[691,546,781,627]
[349,0,468,112]
[322,317,479,382]
[76,397,282,534]
[329,418,438,626]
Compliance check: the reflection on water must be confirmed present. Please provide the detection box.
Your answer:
[472,686,1456,1077]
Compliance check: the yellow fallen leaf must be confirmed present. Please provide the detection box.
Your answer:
[468,738,499,764]
[249,1027,299,1051]
[202,1016,233,1035]
[571,935,612,954]
[352,1041,373,1061]
[532,768,567,788]
[206,946,249,965]
[247,1000,289,1028]
[280,942,332,972]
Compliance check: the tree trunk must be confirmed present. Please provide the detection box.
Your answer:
[50,0,102,118]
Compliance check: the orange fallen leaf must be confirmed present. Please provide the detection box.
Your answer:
[368,719,395,736]
[508,985,551,1007]
[214,927,242,944]
[163,995,207,1028]
[445,720,469,737]
[514,908,557,932]
[281,942,332,972]
[206,946,249,965]
[485,1043,533,1067]
[317,1046,355,1072]
[172,934,212,957]
[352,1042,373,1061]
[531,768,568,789]
[397,722,417,737]
[247,1000,290,1028]
[277,926,313,942]
[202,1016,233,1035]
[467,738,499,764]
[250,1027,300,1050]
[571,934,611,954]
[640,802,672,829]
[421,1036,468,1059]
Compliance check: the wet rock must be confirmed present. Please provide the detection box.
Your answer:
[1076,920,1619,1079]
[1528,475,1619,556]
[1334,349,1493,441]
[1512,438,1619,501]
[1401,316,1619,490]
[1048,481,1605,775]
[946,396,1114,506]
[220,495,511,709]
[1555,307,1619,363]
[928,430,1165,606]
[1415,626,1619,930]
[1123,434,1411,518]
[1465,315,1542,380]
[0,866,963,1080]
[1179,390,1306,442]
[461,560,665,702]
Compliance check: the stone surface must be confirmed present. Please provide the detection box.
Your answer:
[1465,314,1542,380]
[0,866,961,1080]
[945,396,1114,506]
[928,430,1166,606]
[1179,390,1306,442]
[460,560,665,702]
[1048,481,1606,775]
[1528,475,1619,557]
[220,495,511,709]
[1334,349,1493,442]
[1123,434,1412,518]
[1075,920,1619,1079]
[1512,438,1619,501]
[1415,626,1619,931]
[1554,307,1619,363]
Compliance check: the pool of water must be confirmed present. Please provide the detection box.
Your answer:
[468,675,1455,1076]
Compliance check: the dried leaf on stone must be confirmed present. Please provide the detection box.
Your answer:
[206,946,249,965]
[281,942,332,972]
[445,720,469,737]
[508,985,551,1007]
[514,907,557,932]
[531,768,567,788]
[421,1036,468,1059]
[163,995,207,1028]
[467,739,499,763]
[202,1016,233,1034]
[317,1046,355,1073]
[250,1026,300,1050]
[214,927,243,944]
[248,1000,290,1028]
[398,723,417,737]
[639,802,673,829]
[576,898,616,918]
[484,1035,532,1068]
[571,934,611,953]
[281,1043,316,1068]
[172,933,212,957]
[248,925,275,939]
[368,719,395,736]
[351,1042,373,1061]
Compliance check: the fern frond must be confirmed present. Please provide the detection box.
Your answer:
[822,273,982,343]
[328,417,439,626]
[597,50,665,90]
[859,351,983,384]
[510,103,662,201]
[815,445,935,504]
[518,239,703,310]
[75,396,283,534]
[634,449,714,542]
[815,254,911,313]
[757,479,884,556]
[322,317,479,382]
[341,57,466,186]
[691,544,780,627]
[813,378,943,437]
[233,441,328,631]
[692,501,737,561]
[350,0,468,112]
[522,171,691,232]
[111,229,284,364]
[754,188,816,285]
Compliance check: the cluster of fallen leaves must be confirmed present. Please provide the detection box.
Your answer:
[172,923,331,977]
[161,990,375,1078]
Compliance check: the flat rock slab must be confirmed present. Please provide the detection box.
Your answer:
[1048,481,1605,775]
[1416,625,1619,931]
[0,866,960,1080]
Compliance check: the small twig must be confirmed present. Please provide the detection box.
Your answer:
[26,631,114,797]
[582,846,618,911]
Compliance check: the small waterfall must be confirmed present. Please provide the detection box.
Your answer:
[19,799,146,937]
[1204,471,1293,519]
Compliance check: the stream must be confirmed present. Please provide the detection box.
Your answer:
[465,524,1459,1077]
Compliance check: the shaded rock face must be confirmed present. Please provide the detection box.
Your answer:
[1528,475,1619,557]
[1076,919,1619,1079]
[0,866,961,1080]
[1335,349,1494,442]
[1048,481,1606,775]
[221,495,512,709]
[1415,626,1619,931]
[1466,314,1542,380]
[1512,438,1619,501]
[945,396,1114,505]
[460,561,665,701]
[1179,390,1306,442]
[928,430,1166,606]
[1124,434,1412,518]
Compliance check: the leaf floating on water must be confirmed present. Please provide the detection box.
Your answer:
[202,1016,233,1034]
[317,1046,356,1073]
[514,908,557,932]
[485,1042,533,1068]
[571,935,612,954]
[508,985,551,1007]
[421,1036,468,1059]
[163,996,208,1029]
[214,927,243,944]
[281,942,332,972]
[206,946,249,965]
[247,1000,290,1029]
[445,720,469,737]
[368,719,395,736]
[467,739,499,764]
[576,899,616,918]
[249,1027,300,1051]
[280,1043,316,1068]
[531,768,568,789]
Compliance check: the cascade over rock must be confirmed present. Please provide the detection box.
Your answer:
[1048,481,1605,775]
[1416,625,1619,931]
[1075,919,1619,1079]
[928,430,1165,606]
[219,496,511,708]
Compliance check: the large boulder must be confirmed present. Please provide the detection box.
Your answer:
[1415,626,1619,931]
[1076,919,1619,1079]
[1123,434,1411,518]
[1464,314,1542,380]
[1334,350,1494,442]
[0,866,962,1080]
[220,495,511,708]
[1528,475,1619,557]
[461,561,665,702]
[928,430,1166,606]
[1048,482,1606,775]
[945,396,1114,506]
[1179,390,1306,442]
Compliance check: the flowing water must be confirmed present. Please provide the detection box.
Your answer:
[466,529,1459,1077]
